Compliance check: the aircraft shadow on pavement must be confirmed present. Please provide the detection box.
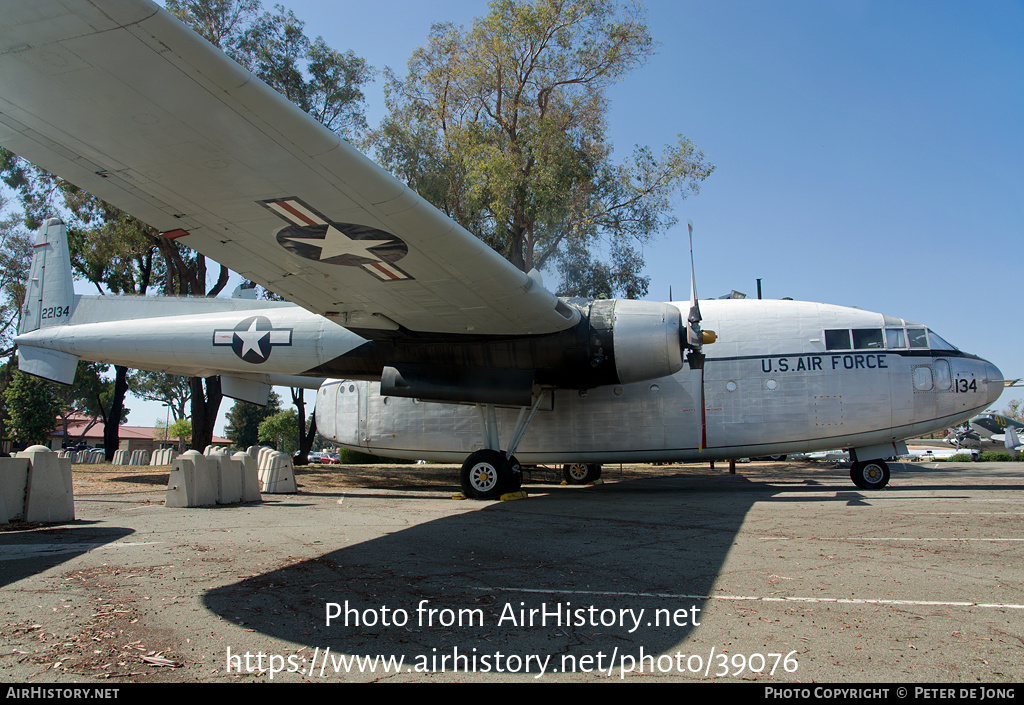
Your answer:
[0,525,134,588]
[203,463,1019,675]
[202,472,796,673]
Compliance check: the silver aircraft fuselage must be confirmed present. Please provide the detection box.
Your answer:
[16,289,1003,464]
[315,299,1003,463]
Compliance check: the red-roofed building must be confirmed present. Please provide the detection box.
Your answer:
[46,413,230,454]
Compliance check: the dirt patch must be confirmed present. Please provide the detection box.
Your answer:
[1,565,182,680]
[65,458,816,497]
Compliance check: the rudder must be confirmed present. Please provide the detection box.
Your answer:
[19,218,75,334]
[16,218,79,384]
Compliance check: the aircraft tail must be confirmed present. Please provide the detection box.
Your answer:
[1006,427,1022,454]
[16,218,80,383]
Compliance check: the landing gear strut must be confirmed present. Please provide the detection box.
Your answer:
[459,398,542,499]
[850,459,890,490]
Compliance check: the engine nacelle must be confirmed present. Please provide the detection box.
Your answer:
[588,299,684,385]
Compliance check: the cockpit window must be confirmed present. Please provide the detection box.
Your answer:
[907,327,929,348]
[927,330,958,351]
[825,329,851,350]
[828,325,958,352]
[885,328,906,349]
[852,328,884,349]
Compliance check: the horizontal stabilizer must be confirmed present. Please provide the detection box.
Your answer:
[18,345,79,385]
[221,376,272,406]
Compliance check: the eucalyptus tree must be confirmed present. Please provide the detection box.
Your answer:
[371,0,713,299]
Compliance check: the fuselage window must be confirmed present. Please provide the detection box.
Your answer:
[825,329,852,350]
[852,328,884,349]
[885,328,906,349]
[913,365,934,391]
[934,359,952,390]
[907,328,929,348]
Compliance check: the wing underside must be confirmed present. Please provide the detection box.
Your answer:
[0,0,579,337]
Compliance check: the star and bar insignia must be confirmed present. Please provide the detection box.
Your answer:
[260,197,413,282]
[213,316,293,364]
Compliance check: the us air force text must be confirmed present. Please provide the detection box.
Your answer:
[760,354,888,374]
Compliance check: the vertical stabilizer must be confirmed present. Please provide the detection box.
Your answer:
[1007,427,1022,454]
[19,218,75,335]
[16,219,79,384]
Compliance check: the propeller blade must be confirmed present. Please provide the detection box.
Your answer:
[686,221,704,349]
[687,220,708,452]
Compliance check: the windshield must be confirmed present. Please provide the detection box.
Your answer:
[927,329,959,351]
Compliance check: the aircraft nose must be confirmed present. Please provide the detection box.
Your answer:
[983,360,1004,406]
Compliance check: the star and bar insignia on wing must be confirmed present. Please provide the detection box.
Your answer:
[260,197,413,282]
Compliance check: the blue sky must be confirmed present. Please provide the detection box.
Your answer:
[284,0,1023,405]
[136,0,1024,430]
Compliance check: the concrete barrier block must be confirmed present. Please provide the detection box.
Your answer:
[165,450,217,508]
[150,448,177,466]
[0,457,31,522]
[17,446,74,523]
[129,449,150,466]
[232,452,261,503]
[165,452,196,508]
[258,450,296,494]
[113,449,130,465]
[203,447,241,505]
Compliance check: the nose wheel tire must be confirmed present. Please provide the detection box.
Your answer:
[461,449,520,499]
[850,460,890,490]
[562,462,602,485]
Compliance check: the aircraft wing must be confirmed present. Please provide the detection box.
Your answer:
[0,0,578,338]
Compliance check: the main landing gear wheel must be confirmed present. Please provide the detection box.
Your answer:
[461,449,520,499]
[507,455,523,491]
[562,462,602,485]
[850,460,890,490]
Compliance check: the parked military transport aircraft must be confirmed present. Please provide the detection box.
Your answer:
[1,0,1005,497]
[953,412,1024,453]
[969,412,1024,443]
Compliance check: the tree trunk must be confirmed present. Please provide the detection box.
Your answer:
[189,376,222,451]
[291,387,317,465]
[102,365,129,460]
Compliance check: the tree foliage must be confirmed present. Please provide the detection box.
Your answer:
[166,0,373,140]
[0,196,32,355]
[225,391,282,450]
[371,0,713,298]
[258,408,300,455]
[2,362,62,447]
[169,418,193,452]
[1005,399,1023,423]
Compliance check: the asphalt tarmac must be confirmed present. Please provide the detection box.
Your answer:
[1,459,1021,683]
